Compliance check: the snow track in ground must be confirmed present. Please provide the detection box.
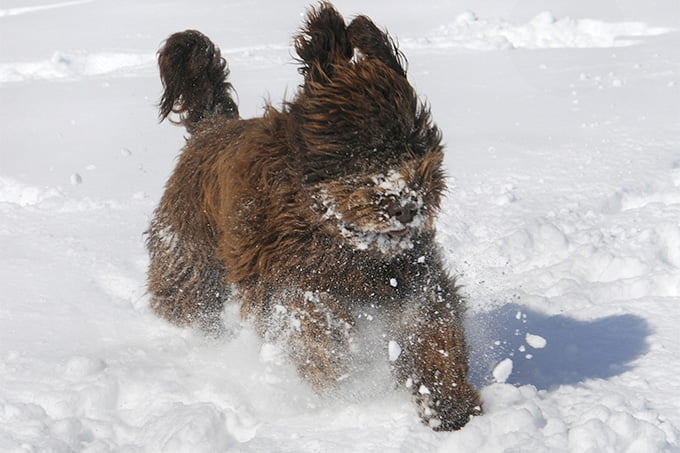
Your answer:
[0,52,156,83]
[0,0,93,18]
[0,46,289,84]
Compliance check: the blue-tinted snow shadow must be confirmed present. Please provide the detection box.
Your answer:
[467,303,651,390]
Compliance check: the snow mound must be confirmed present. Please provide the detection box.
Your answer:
[405,11,672,51]
[0,177,61,206]
[440,383,675,453]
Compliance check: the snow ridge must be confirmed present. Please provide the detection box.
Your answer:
[0,0,93,18]
[0,51,155,83]
[404,11,672,51]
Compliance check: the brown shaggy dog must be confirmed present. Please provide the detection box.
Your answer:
[147,2,481,430]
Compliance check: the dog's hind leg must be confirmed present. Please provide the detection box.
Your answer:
[158,30,239,132]
[146,217,229,336]
[254,289,355,389]
[391,282,481,430]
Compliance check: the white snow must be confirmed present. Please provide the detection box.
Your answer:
[2,0,680,451]
[0,51,156,83]
[526,333,547,349]
[318,168,427,254]
[492,358,514,384]
[403,11,672,51]
[388,341,402,362]
[0,0,93,18]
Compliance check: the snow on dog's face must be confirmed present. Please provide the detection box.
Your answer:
[297,60,447,255]
[314,151,445,254]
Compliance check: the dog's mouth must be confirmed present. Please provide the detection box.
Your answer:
[331,221,419,254]
[387,227,409,238]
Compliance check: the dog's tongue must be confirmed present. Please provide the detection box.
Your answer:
[388,227,408,238]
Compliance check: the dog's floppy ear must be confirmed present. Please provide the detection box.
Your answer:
[347,15,407,78]
[294,2,352,82]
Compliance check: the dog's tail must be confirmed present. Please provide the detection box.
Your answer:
[158,30,239,132]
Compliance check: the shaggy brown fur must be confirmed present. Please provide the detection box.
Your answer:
[147,2,481,430]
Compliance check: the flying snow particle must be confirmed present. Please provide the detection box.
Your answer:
[428,418,442,429]
[260,342,283,364]
[388,340,402,361]
[70,173,82,185]
[418,385,430,395]
[525,333,547,349]
[389,278,398,287]
[493,358,513,383]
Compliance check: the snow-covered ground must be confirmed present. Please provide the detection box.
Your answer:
[1,0,679,451]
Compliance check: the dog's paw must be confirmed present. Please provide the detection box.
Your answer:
[412,382,482,431]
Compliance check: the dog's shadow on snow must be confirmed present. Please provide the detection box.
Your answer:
[467,303,651,390]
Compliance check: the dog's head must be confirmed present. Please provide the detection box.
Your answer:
[292,3,446,254]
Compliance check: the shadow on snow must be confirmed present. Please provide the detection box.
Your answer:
[467,303,651,390]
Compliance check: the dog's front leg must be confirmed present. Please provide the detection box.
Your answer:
[392,289,481,430]
[259,289,355,390]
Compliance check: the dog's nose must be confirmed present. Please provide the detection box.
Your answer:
[388,201,417,224]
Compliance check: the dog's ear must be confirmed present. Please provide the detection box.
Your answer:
[294,2,352,82]
[347,15,407,78]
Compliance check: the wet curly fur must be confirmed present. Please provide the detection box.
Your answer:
[147,2,481,430]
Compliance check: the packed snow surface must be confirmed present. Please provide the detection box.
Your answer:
[1,0,679,451]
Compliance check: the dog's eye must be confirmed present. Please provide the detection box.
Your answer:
[372,176,386,186]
